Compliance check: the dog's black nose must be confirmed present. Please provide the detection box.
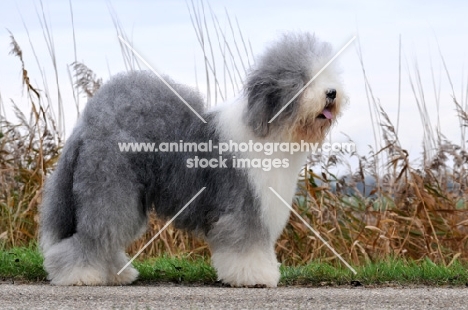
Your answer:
[326,89,336,99]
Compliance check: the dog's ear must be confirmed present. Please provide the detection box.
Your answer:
[245,72,304,138]
[245,76,281,137]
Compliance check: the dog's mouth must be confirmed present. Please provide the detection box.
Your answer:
[317,99,335,120]
[317,88,338,120]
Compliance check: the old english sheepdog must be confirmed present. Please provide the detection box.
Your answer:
[40,32,346,287]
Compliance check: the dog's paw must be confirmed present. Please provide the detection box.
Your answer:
[212,249,280,288]
[109,265,139,285]
[49,266,108,286]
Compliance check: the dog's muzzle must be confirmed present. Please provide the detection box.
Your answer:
[317,89,336,120]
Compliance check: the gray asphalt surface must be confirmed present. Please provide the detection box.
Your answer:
[1,283,468,309]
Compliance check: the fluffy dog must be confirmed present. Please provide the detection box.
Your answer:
[40,32,346,287]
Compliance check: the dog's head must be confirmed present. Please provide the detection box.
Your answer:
[244,33,347,143]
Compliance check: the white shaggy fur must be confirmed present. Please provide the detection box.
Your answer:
[211,247,280,287]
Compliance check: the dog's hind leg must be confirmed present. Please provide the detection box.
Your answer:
[42,143,148,286]
[42,231,142,286]
[43,186,147,285]
[42,187,147,286]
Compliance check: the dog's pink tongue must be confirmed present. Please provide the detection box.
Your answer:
[322,108,333,119]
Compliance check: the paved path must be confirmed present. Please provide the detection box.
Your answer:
[1,284,468,309]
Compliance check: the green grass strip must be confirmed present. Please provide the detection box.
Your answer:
[1,246,468,286]
[0,245,46,281]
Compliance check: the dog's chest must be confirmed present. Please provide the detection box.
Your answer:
[246,153,307,241]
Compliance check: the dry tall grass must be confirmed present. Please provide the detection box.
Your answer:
[1,2,467,268]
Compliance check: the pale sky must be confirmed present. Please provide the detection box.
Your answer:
[1,0,467,171]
